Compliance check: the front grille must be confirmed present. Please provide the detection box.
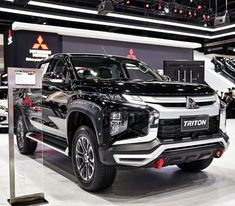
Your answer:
[158,115,220,141]
[155,101,215,107]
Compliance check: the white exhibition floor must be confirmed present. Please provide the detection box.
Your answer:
[0,120,235,206]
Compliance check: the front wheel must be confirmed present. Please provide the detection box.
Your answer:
[177,158,213,172]
[72,126,117,192]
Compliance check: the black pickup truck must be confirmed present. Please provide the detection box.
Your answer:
[14,53,229,192]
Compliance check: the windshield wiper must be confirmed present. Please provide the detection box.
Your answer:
[145,79,160,82]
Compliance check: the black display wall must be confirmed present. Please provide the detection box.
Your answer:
[4,30,194,72]
[164,61,205,84]
[62,36,193,70]
[4,30,62,71]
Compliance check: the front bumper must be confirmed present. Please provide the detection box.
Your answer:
[99,132,229,167]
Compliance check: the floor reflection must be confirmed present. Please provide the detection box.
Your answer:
[32,146,214,201]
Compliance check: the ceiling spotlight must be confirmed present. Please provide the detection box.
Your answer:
[145,3,150,9]
[164,7,170,13]
[188,11,192,16]
[126,0,130,4]
[173,8,178,13]
[197,5,202,10]
[179,9,183,14]
[98,0,113,15]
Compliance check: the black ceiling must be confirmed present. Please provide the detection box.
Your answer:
[0,0,235,47]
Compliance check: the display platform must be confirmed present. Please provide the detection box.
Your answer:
[0,119,235,206]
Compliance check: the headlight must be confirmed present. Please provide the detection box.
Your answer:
[122,95,143,103]
[219,100,227,133]
[110,112,128,136]
[100,94,126,102]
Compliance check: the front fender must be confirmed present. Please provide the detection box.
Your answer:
[67,100,105,145]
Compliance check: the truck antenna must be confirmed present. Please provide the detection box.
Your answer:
[101,46,108,57]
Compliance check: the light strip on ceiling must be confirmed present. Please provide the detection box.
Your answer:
[109,13,235,33]
[28,1,97,15]
[12,22,201,49]
[28,0,235,33]
[1,7,235,40]
[0,7,209,39]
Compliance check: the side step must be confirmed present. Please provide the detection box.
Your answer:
[26,132,68,156]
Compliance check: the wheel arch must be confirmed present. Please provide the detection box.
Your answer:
[67,102,104,156]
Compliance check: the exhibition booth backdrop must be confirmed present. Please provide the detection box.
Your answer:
[4,28,193,71]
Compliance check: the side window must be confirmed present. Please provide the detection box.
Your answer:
[53,59,67,77]
[39,62,50,76]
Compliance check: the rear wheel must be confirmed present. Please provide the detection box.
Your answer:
[72,126,117,192]
[16,116,37,154]
[215,65,222,72]
[177,158,213,172]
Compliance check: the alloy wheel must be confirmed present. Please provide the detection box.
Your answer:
[75,136,95,181]
[17,121,24,149]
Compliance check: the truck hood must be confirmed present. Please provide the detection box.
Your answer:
[78,80,215,96]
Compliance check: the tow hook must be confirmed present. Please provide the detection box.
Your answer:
[214,148,225,158]
[154,158,165,169]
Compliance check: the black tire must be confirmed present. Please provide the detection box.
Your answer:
[215,65,221,72]
[177,158,213,172]
[72,126,117,192]
[16,115,37,154]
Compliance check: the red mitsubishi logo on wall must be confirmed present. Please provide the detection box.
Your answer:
[127,48,136,59]
[32,35,49,50]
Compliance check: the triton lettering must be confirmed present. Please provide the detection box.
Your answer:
[184,120,207,127]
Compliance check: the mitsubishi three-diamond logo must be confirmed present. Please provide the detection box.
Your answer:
[26,34,52,63]
[32,35,49,50]
[127,48,137,59]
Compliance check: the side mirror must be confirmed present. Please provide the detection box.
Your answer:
[43,72,65,84]
[162,75,171,82]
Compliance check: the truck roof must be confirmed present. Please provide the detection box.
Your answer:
[41,53,138,63]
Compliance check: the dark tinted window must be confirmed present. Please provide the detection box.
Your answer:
[71,56,163,81]
[0,88,7,99]
[123,60,162,81]
[71,57,126,80]
[53,59,67,77]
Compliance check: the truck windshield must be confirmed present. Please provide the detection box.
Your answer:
[71,56,163,81]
